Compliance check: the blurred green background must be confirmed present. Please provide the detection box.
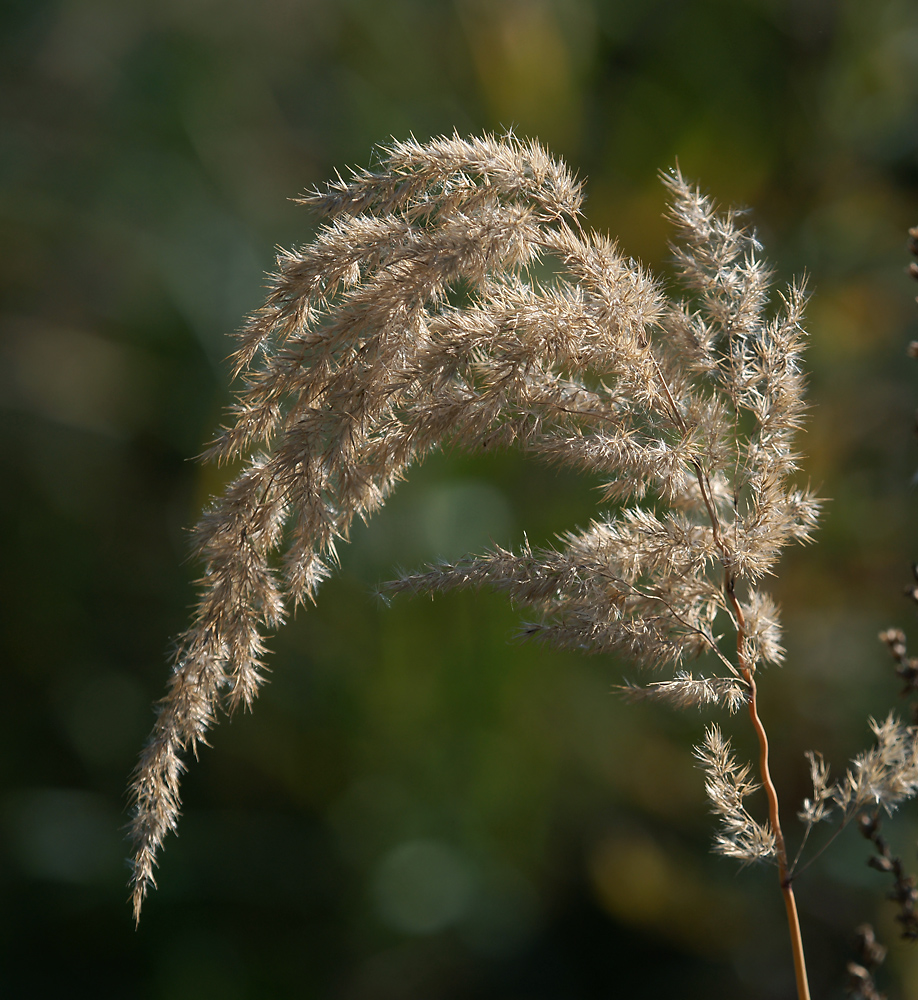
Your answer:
[3,0,918,997]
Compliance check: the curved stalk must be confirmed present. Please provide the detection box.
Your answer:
[741,663,811,1000]
[648,321,812,1000]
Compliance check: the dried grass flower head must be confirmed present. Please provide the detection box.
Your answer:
[128,132,820,922]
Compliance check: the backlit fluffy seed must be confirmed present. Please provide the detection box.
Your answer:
[694,726,777,863]
[129,133,820,920]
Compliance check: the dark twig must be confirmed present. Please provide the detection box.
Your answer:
[846,924,887,1000]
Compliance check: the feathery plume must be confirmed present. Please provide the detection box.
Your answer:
[129,134,820,929]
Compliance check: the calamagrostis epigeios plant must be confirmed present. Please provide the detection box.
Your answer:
[129,132,832,993]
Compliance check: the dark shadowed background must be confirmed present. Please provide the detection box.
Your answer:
[3,0,918,997]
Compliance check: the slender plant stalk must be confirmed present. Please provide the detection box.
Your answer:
[667,317,812,998]
[743,665,811,1000]
[726,568,810,998]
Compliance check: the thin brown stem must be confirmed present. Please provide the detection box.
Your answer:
[742,664,811,1000]
[648,340,810,995]
[730,581,810,999]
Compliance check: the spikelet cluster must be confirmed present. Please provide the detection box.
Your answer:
[128,133,820,918]
[695,726,778,862]
[798,715,918,830]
